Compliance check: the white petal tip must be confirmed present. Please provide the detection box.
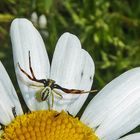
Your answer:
[61,32,79,40]
[11,18,31,25]
[10,18,33,34]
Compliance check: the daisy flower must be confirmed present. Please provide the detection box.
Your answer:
[0,18,139,140]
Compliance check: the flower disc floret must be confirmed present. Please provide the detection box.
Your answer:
[1,110,98,140]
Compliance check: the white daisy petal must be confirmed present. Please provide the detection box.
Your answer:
[67,50,95,116]
[81,67,140,129]
[50,32,94,115]
[119,133,140,140]
[0,62,23,125]
[10,18,50,111]
[95,87,140,140]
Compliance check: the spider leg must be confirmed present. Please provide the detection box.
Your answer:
[28,51,37,79]
[17,73,44,89]
[18,63,36,82]
[18,51,45,84]
[47,99,51,110]
[51,91,54,108]
[54,84,97,94]
[52,90,63,99]
[29,83,44,88]
[80,89,98,93]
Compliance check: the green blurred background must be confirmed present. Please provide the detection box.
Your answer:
[0,0,140,134]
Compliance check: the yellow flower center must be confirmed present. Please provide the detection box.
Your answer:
[1,110,98,140]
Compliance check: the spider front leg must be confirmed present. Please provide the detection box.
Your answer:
[28,51,37,79]
[18,62,36,82]
[18,51,38,83]
[18,51,46,85]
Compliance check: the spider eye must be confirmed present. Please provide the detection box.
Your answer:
[41,79,48,85]
[43,80,46,84]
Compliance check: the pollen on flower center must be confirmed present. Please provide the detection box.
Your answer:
[1,110,98,140]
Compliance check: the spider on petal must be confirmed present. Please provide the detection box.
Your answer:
[18,51,97,109]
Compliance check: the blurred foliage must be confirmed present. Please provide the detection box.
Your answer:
[1,0,140,89]
[0,0,140,131]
